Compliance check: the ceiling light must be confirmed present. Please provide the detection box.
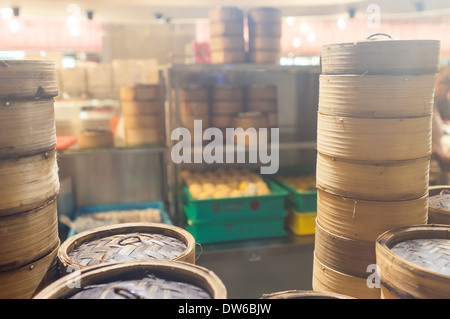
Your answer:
[337,19,346,29]
[293,38,301,48]
[307,32,316,43]
[1,8,13,19]
[300,23,309,34]
[286,16,295,26]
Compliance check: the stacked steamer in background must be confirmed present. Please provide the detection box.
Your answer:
[247,7,282,64]
[313,36,440,299]
[120,84,163,147]
[0,60,61,298]
[246,84,278,127]
[209,6,245,64]
[211,85,244,133]
[178,85,210,136]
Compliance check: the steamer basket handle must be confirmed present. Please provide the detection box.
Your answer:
[366,33,393,40]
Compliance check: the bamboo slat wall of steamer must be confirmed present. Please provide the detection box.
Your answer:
[0,60,61,298]
[312,36,441,299]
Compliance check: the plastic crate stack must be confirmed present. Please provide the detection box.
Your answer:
[120,84,163,146]
[313,36,441,299]
[0,60,61,299]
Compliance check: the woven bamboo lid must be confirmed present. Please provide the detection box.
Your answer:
[0,60,58,99]
[376,224,450,299]
[261,290,354,299]
[321,35,440,75]
[58,223,196,274]
[34,260,227,299]
[428,185,450,225]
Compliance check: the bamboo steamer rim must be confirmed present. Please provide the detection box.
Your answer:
[0,60,58,99]
[428,185,450,224]
[34,259,227,299]
[320,35,440,75]
[261,289,355,299]
[58,222,196,270]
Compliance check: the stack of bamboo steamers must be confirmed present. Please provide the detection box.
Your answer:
[0,60,60,299]
[312,35,441,299]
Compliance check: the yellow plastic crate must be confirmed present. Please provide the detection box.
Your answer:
[287,209,316,235]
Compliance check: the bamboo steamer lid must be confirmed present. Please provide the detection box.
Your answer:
[317,189,428,242]
[178,86,209,102]
[248,7,282,23]
[0,198,59,271]
[313,253,381,299]
[376,224,450,299]
[317,113,432,161]
[212,100,244,115]
[58,223,196,274]
[210,50,246,64]
[123,114,161,129]
[125,128,161,146]
[78,129,114,149]
[316,152,429,201]
[233,111,268,129]
[210,21,243,37]
[248,22,282,37]
[0,60,58,99]
[211,114,233,128]
[0,241,59,299]
[181,114,210,130]
[428,185,450,225]
[209,6,243,22]
[267,112,278,127]
[320,35,440,75]
[35,260,227,299]
[0,149,60,215]
[249,36,281,51]
[246,84,277,100]
[318,74,435,118]
[121,99,161,116]
[120,84,160,101]
[314,220,376,278]
[180,101,209,116]
[261,290,354,299]
[246,99,277,113]
[212,85,244,101]
[210,36,245,51]
[0,98,56,159]
[249,50,280,64]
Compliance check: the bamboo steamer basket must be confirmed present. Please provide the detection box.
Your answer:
[210,37,245,51]
[0,198,59,271]
[233,112,268,129]
[121,100,161,116]
[209,6,243,22]
[0,98,56,159]
[316,152,429,201]
[35,260,227,299]
[58,223,196,275]
[212,100,244,115]
[261,290,354,299]
[0,60,58,99]
[78,129,114,149]
[320,36,440,75]
[120,85,160,101]
[0,241,59,299]
[212,85,244,101]
[317,189,428,242]
[313,254,381,299]
[210,22,243,37]
[246,99,277,113]
[180,101,209,116]
[428,185,450,225]
[314,220,376,278]
[210,50,246,64]
[249,51,280,64]
[123,114,161,129]
[246,84,277,100]
[318,74,435,118]
[178,86,209,102]
[125,128,161,146]
[249,36,281,51]
[0,149,60,215]
[268,112,278,127]
[376,224,450,299]
[248,22,282,37]
[181,114,210,131]
[211,114,233,128]
[317,113,432,161]
[248,7,282,23]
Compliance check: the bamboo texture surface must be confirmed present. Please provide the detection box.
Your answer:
[428,185,450,225]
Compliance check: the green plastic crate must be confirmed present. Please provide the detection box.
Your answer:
[272,166,317,213]
[182,180,288,223]
[184,214,287,244]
